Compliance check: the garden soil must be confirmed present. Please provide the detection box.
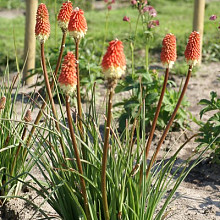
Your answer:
[0,62,220,219]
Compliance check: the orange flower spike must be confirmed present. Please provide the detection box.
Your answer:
[57,1,73,32]
[160,33,177,69]
[101,39,126,79]
[185,31,200,66]
[58,52,77,95]
[35,3,50,43]
[68,7,87,40]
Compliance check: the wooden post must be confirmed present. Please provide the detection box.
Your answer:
[23,0,38,85]
[193,0,205,65]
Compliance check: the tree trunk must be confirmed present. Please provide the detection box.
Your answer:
[193,0,205,65]
[23,0,38,85]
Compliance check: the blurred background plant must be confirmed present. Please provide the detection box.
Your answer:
[196,91,220,164]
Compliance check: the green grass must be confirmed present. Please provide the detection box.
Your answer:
[0,0,220,73]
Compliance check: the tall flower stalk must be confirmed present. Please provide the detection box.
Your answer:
[35,2,67,156]
[68,7,87,137]
[146,31,201,178]
[145,33,177,160]
[26,2,73,157]
[58,52,91,220]
[101,39,126,220]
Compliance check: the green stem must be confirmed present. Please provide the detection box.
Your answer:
[145,68,169,160]
[65,95,91,220]
[145,44,149,73]
[146,65,193,178]
[101,88,114,220]
[134,13,140,47]
[130,42,135,77]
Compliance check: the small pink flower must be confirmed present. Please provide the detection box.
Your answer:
[111,0,115,3]
[104,0,108,2]
[123,16,130,22]
[148,20,159,29]
[209,15,217,21]
[131,0,137,5]
[149,9,157,17]
[143,5,157,17]
[108,5,112,10]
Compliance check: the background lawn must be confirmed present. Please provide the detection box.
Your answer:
[0,0,219,74]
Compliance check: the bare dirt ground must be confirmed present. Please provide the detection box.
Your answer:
[0,62,219,220]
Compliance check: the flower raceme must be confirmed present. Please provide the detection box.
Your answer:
[101,39,126,80]
[57,1,73,32]
[68,7,87,40]
[58,52,77,95]
[35,3,50,43]
[160,33,177,69]
[185,31,200,66]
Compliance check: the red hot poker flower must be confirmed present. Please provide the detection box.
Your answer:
[160,33,177,68]
[101,39,126,79]
[68,7,87,40]
[185,31,200,66]
[57,1,73,32]
[35,3,50,43]
[58,52,77,95]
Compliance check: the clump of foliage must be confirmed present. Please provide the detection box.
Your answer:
[196,91,220,163]
[115,69,189,131]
